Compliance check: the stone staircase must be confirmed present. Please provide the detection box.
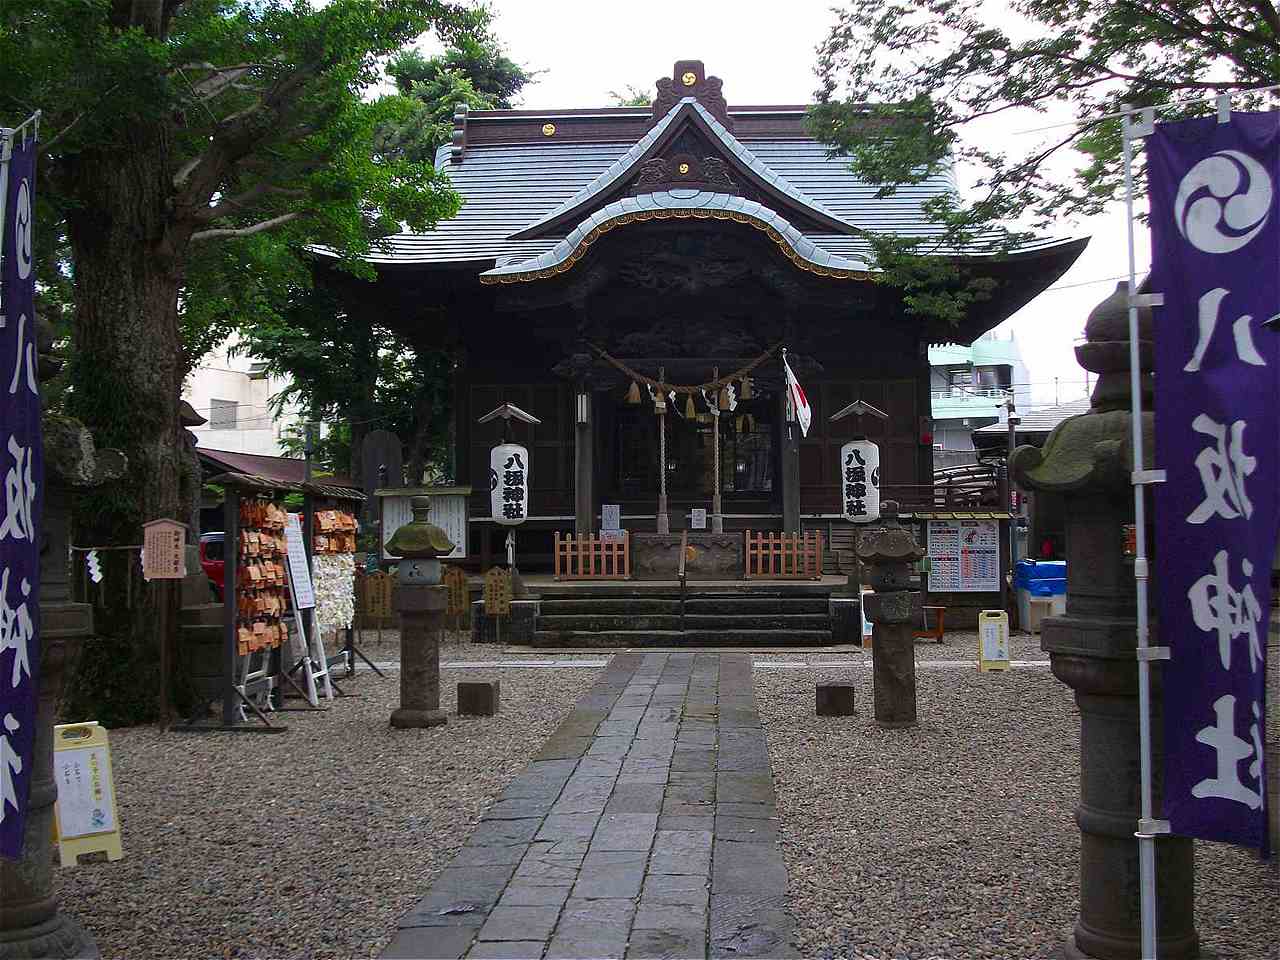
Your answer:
[532,590,835,647]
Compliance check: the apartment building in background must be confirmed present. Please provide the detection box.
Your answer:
[928,331,1030,469]
[182,340,302,457]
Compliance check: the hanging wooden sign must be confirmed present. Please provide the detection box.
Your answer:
[490,443,530,525]
[443,565,468,617]
[141,519,187,580]
[483,566,512,615]
[839,439,881,523]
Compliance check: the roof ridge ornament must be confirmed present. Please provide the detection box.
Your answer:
[653,60,732,131]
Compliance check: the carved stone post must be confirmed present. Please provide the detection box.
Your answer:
[1011,284,1199,960]
[0,610,98,960]
[856,501,924,728]
[386,496,454,729]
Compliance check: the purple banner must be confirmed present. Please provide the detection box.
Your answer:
[0,131,42,861]
[1151,111,1278,852]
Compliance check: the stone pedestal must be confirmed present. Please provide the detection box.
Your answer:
[0,603,98,960]
[863,591,922,728]
[1011,283,1201,960]
[458,681,500,717]
[856,502,925,730]
[392,584,447,728]
[1039,495,1197,960]
[815,683,855,717]
[471,599,539,645]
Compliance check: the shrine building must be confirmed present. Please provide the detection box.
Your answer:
[324,60,1084,587]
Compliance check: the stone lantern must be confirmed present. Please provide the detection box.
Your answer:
[386,495,455,729]
[1010,282,1199,960]
[855,500,925,728]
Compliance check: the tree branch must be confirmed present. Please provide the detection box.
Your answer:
[189,211,303,242]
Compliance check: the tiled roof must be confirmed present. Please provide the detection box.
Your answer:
[197,447,359,491]
[481,190,871,283]
[357,106,1076,270]
[512,98,858,239]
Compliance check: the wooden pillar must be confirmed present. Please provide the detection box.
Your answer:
[575,387,594,535]
[780,387,800,534]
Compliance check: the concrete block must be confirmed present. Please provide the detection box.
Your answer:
[458,680,500,716]
[815,683,856,717]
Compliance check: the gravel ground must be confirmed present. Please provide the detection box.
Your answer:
[55,663,604,960]
[756,656,1280,960]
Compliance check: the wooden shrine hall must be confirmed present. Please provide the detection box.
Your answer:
[323,60,1084,584]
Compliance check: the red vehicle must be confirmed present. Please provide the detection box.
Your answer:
[199,531,226,601]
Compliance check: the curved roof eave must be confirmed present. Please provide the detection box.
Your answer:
[480,190,875,285]
[509,97,863,241]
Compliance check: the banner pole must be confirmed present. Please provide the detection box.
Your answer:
[1122,107,1159,960]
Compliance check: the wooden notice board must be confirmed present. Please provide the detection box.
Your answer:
[483,567,512,616]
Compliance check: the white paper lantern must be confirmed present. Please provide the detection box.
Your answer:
[490,442,529,526]
[840,439,881,523]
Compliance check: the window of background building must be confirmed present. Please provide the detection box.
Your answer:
[209,398,238,430]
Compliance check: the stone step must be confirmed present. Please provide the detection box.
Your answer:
[683,596,829,614]
[180,603,223,626]
[682,613,831,630]
[535,612,832,633]
[538,598,682,616]
[532,629,833,648]
[537,614,684,632]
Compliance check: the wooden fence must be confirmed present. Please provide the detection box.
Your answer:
[554,531,631,580]
[743,530,824,580]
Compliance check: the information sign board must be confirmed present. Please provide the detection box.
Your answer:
[483,566,512,615]
[926,519,1000,592]
[691,508,707,530]
[142,519,186,580]
[284,513,315,609]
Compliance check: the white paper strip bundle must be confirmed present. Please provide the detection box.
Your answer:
[312,552,356,635]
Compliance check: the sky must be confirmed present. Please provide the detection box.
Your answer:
[439,0,1161,408]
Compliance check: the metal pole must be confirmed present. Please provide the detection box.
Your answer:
[1122,107,1159,960]
[657,366,669,534]
[712,366,723,532]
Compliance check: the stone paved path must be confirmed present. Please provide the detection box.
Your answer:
[382,653,794,960]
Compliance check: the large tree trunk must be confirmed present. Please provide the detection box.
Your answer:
[61,123,186,724]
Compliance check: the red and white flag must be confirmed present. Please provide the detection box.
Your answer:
[783,354,811,437]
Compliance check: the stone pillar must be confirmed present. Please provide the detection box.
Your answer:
[386,496,454,729]
[1011,283,1199,960]
[856,501,923,728]
[0,605,98,960]
[574,389,594,536]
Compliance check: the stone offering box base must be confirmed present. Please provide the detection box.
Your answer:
[630,532,742,580]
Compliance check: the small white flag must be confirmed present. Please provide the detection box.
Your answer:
[783,354,811,437]
[86,550,104,584]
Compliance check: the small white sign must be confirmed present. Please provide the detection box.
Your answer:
[601,503,621,532]
[691,508,707,530]
[55,746,117,839]
[284,513,315,609]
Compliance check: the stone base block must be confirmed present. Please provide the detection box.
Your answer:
[815,683,856,717]
[390,707,447,728]
[828,598,864,646]
[458,680,500,716]
[471,599,539,645]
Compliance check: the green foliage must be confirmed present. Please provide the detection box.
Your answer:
[386,17,535,108]
[809,0,1279,321]
[2,0,482,725]
[610,85,653,106]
